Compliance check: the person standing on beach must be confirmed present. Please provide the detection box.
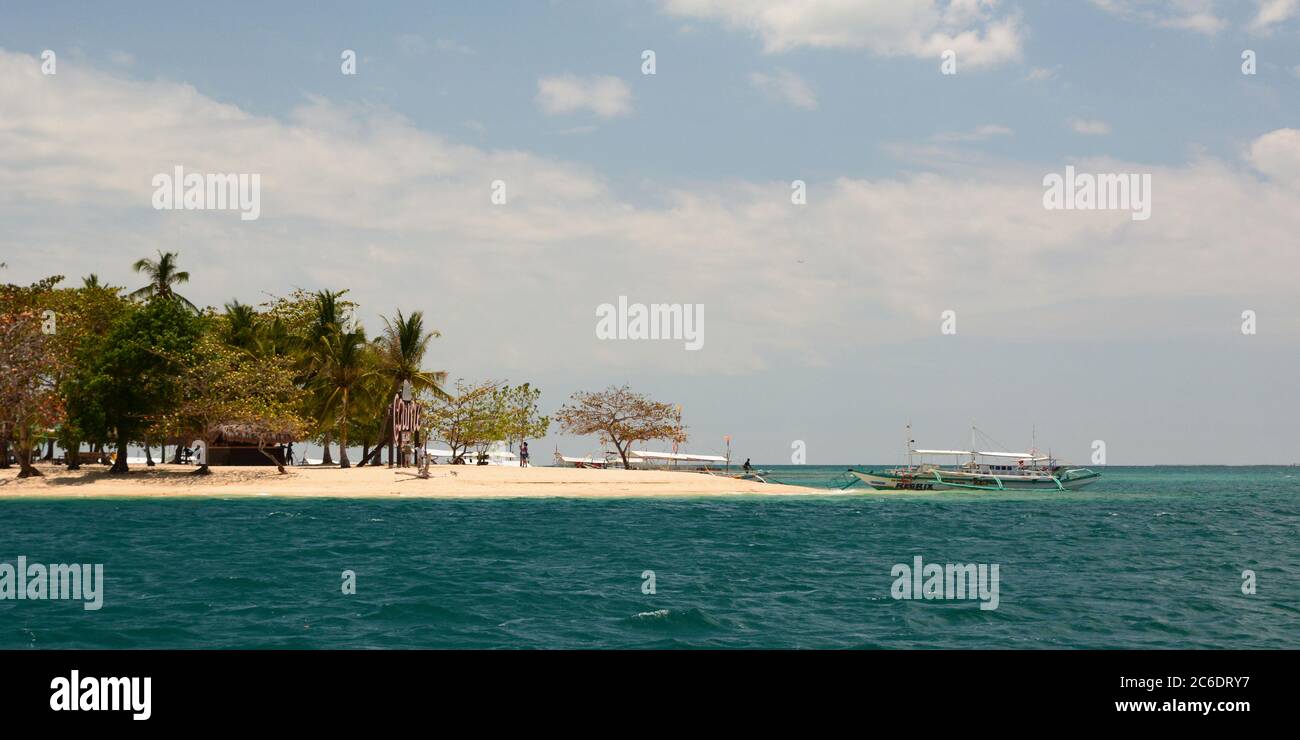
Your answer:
[286,443,294,466]
[520,441,529,467]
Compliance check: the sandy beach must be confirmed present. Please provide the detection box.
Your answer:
[0,463,823,499]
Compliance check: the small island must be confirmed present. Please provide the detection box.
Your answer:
[2,252,815,498]
[0,463,817,499]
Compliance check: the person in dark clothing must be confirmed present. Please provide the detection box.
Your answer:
[520,441,530,467]
[742,458,752,473]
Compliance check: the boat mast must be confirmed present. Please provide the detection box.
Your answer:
[970,421,977,466]
[906,422,913,469]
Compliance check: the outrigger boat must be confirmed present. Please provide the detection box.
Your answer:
[849,425,1101,492]
[554,449,728,470]
[553,448,769,480]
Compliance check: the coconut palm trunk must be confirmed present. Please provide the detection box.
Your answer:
[338,390,351,468]
[321,433,334,465]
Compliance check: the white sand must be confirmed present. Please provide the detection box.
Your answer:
[0,463,823,499]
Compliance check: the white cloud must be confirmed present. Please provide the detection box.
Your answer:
[1249,0,1298,32]
[535,74,633,119]
[1090,0,1226,34]
[2,49,1300,383]
[1069,118,1112,135]
[395,33,431,56]
[748,68,818,109]
[1247,128,1300,188]
[660,0,1024,68]
[396,35,474,56]
[434,38,476,55]
[932,124,1013,142]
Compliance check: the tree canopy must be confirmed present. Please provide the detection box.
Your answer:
[2,252,595,477]
[555,385,684,469]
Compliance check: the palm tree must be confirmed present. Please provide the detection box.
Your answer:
[255,316,293,359]
[349,371,389,466]
[308,291,343,345]
[377,310,449,398]
[313,328,373,468]
[222,301,259,351]
[298,290,347,464]
[130,251,197,311]
[358,310,448,465]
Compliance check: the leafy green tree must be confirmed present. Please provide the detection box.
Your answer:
[0,309,61,477]
[1,275,66,472]
[421,379,502,462]
[555,386,684,469]
[66,297,202,473]
[38,279,130,469]
[156,333,307,474]
[495,383,550,461]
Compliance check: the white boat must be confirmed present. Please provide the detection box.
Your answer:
[848,425,1101,492]
[553,449,731,471]
[554,453,615,469]
[629,450,727,467]
[426,441,520,466]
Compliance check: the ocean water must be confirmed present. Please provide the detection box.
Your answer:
[2,465,1297,649]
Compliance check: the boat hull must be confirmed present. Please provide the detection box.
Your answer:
[849,468,1100,492]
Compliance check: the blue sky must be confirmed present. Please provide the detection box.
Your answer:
[11,1,1300,178]
[3,1,1300,463]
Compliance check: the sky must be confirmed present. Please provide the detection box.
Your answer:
[2,0,1299,464]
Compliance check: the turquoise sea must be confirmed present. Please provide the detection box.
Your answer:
[2,466,1297,648]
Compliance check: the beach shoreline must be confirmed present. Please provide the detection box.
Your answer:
[0,463,824,499]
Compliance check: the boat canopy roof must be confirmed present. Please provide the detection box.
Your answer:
[426,447,517,458]
[630,450,728,463]
[558,455,606,464]
[912,448,1050,461]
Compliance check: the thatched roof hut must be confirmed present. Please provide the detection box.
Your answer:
[202,423,297,467]
[209,423,296,446]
